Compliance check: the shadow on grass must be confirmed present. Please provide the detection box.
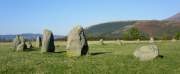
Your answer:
[25,48,39,51]
[158,55,164,58]
[54,51,66,53]
[90,52,111,56]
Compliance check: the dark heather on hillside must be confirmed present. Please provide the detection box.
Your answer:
[85,20,180,39]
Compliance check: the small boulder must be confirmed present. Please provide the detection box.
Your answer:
[149,37,154,43]
[26,41,32,49]
[171,38,176,42]
[117,40,124,45]
[136,39,140,43]
[134,45,159,61]
[99,39,104,45]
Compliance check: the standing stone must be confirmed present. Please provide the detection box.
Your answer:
[19,36,25,43]
[66,25,88,57]
[41,29,55,53]
[171,38,176,42]
[12,35,21,50]
[26,41,32,48]
[117,39,123,45]
[116,39,120,45]
[159,40,162,42]
[99,39,104,45]
[16,43,26,51]
[36,36,42,48]
[149,37,154,43]
[133,45,159,61]
[16,36,27,51]
[137,39,140,43]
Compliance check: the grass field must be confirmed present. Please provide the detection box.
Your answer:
[0,41,180,74]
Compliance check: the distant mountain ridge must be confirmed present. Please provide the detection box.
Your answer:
[85,12,180,39]
[0,33,65,41]
[166,12,180,22]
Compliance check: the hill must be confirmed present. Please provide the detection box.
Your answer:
[85,20,180,39]
[85,21,137,39]
[166,12,180,22]
[135,20,180,36]
[85,12,180,40]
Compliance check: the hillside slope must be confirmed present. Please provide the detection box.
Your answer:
[85,21,137,38]
[85,20,180,39]
[166,12,180,22]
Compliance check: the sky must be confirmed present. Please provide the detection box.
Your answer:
[0,0,180,35]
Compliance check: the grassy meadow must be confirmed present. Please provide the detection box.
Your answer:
[0,40,180,74]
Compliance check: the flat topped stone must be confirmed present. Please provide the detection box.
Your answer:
[134,45,159,61]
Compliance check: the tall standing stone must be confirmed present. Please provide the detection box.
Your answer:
[19,36,25,43]
[66,25,88,57]
[16,43,26,51]
[41,29,55,53]
[12,35,21,50]
[133,45,159,61]
[36,36,42,48]
[16,36,27,51]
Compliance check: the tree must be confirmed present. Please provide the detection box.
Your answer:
[122,31,129,40]
[175,32,180,40]
[122,27,147,40]
[128,28,141,40]
[161,33,170,40]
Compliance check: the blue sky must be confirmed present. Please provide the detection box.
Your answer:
[0,0,180,35]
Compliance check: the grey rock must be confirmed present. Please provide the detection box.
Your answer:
[16,36,27,51]
[99,39,104,45]
[134,45,159,61]
[41,29,55,53]
[12,35,21,50]
[26,41,32,49]
[36,36,42,48]
[172,38,176,42]
[66,25,88,57]
[117,40,124,45]
[13,35,27,51]
[149,37,154,43]
[16,43,26,52]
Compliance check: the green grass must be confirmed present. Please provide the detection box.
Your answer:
[0,41,180,74]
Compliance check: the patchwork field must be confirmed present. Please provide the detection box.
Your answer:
[0,41,180,74]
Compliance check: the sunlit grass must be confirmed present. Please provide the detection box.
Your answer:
[0,41,180,74]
